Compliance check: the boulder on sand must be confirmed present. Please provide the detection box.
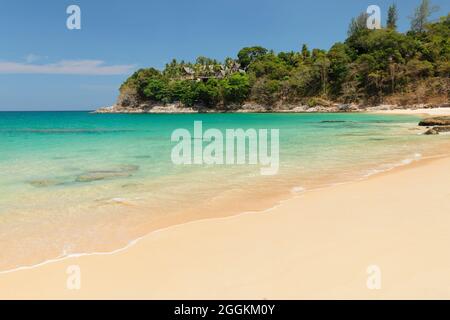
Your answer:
[424,126,450,135]
[419,116,450,126]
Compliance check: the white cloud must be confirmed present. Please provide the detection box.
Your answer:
[0,60,136,75]
[25,53,42,63]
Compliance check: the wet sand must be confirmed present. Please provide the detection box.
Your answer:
[1,154,450,299]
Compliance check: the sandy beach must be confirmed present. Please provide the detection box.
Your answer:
[1,152,450,299]
[3,0,450,303]
[371,107,450,116]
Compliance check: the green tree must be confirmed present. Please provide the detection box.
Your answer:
[120,68,161,98]
[327,43,351,96]
[348,12,369,37]
[222,73,250,105]
[178,81,199,106]
[277,51,300,67]
[195,79,221,107]
[195,56,218,66]
[288,64,318,97]
[163,59,183,78]
[421,14,450,62]
[168,80,192,103]
[410,0,438,32]
[251,79,282,106]
[143,78,169,102]
[248,54,290,80]
[387,3,399,30]
[301,44,310,60]
[312,53,331,96]
[237,46,268,69]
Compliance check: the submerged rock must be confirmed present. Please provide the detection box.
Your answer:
[28,179,63,188]
[75,164,139,183]
[121,182,144,188]
[75,171,132,182]
[119,164,140,172]
[424,126,450,135]
[419,116,450,126]
[424,128,439,135]
[94,197,138,207]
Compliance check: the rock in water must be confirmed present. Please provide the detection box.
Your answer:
[424,128,439,135]
[28,179,62,187]
[424,126,450,135]
[75,171,132,182]
[75,164,139,183]
[119,164,140,172]
[419,116,450,126]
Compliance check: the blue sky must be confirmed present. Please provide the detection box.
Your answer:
[0,0,449,111]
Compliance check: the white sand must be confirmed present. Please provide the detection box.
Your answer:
[371,107,450,116]
[1,156,450,299]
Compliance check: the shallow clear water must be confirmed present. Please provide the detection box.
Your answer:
[0,111,448,270]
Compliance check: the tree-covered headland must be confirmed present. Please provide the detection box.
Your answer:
[117,1,449,111]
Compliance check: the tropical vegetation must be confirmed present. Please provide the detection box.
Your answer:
[118,0,449,109]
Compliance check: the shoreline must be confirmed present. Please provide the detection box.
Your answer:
[3,111,447,272]
[93,103,450,115]
[0,153,429,275]
[1,149,450,299]
[1,143,446,275]
[369,107,450,116]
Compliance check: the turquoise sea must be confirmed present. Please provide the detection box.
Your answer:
[0,111,449,270]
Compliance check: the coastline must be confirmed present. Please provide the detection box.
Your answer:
[3,0,450,301]
[3,111,447,272]
[94,103,450,115]
[1,150,450,299]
